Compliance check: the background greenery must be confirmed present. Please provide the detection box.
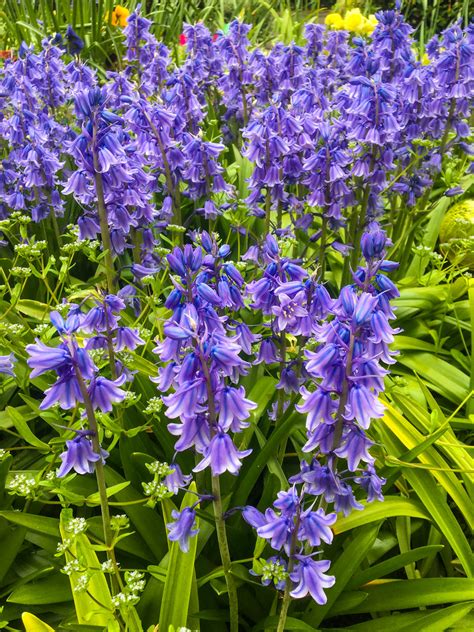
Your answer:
[0,1,473,631]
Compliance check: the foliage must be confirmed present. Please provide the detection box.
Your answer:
[0,3,473,632]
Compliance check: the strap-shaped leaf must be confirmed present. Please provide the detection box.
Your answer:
[59,508,114,626]
[159,483,199,631]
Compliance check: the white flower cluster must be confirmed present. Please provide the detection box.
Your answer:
[145,460,171,476]
[111,571,146,608]
[7,474,37,497]
[143,397,163,415]
[142,480,169,499]
[62,559,82,575]
[65,517,88,535]
[110,514,130,531]
[73,573,90,593]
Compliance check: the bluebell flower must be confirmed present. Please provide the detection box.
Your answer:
[298,507,336,546]
[355,465,386,502]
[57,430,108,477]
[166,507,199,552]
[41,370,84,410]
[114,327,145,351]
[243,483,336,601]
[289,556,335,603]
[0,354,16,376]
[87,376,126,413]
[218,386,257,431]
[164,463,193,494]
[65,26,84,56]
[194,432,251,476]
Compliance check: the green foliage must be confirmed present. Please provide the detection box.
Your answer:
[0,3,473,631]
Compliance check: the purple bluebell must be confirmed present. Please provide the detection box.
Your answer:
[289,556,335,603]
[194,432,252,476]
[242,484,336,601]
[154,236,255,476]
[164,463,193,494]
[166,507,199,553]
[57,430,108,477]
[0,354,16,376]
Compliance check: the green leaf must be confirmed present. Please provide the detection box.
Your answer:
[159,483,199,631]
[0,523,26,583]
[104,467,167,561]
[348,545,445,589]
[329,578,474,615]
[381,403,474,531]
[348,603,474,631]
[379,426,474,577]
[304,523,380,626]
[238,376,277,451]
[396,601,474,632]
[333,497,430,534]
[0,511,60,536]
[21,612,55,632]
[16,299,50,320]
[254,616,319,631]
[59,508,114,626]
[85,481,130,504]
[6,406,50,450]
[396,353,469,403]
[232,410,304,507]
[7,572,72,604]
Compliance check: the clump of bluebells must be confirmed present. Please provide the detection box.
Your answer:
[153,233,255,538]
[2,4,466,630]
[25,288,144,475]
[242,223,396,601]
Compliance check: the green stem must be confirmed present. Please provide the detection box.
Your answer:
[199,346,239,632]
[265,189,272,236]
[438,42,460,157]
[212,475,239,632]
[91,141,116,294]
[131,227,142,265]
[49,206,61,247]
[341,207,357,287]
[277,333,288,462]
[143,110,182,229]
[276,502,301,632]
[332,332,355,449]
[71,355,121,595]
[276,586,292,632]
[319,217,328,282]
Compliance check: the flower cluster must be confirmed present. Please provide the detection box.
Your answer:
[243,486,336,603]
[26,289,143,476]
[154,235,255,480]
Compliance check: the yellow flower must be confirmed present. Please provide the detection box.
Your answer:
[325,13,344,30]
[110,5,130,28]
[344,8,364,32]
[421,52,430,65]
[361,14,378,35]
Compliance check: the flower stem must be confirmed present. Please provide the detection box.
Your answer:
[93,169,116,295]
[332,331,356,449]
[276,500,300,632]
[91,125,116,295]
[198,346,239,632]
[71,356,121,595]
[276,586,292,632]
[143,110,182,229]
[211,474,239,632]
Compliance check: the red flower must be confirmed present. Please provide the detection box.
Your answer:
[179,33,187,46]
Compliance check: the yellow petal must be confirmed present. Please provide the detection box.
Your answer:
[344,8,364,32]
[325,13,344,29]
